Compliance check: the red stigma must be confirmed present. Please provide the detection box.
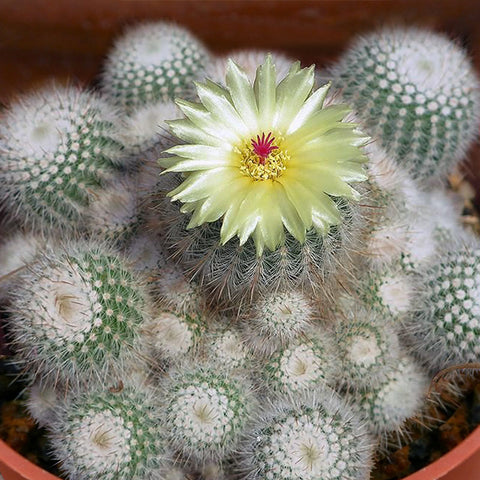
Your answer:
[251,132,278,165]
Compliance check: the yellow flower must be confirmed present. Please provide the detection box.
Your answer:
[160,56,369,255]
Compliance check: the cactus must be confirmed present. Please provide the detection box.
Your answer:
[242,289,317,356]
[333,305,401,390]
[144,310,205,364]
[238,392,373,480]
[153,261,205,313]
[25,378,61,428]
[353,356,428,442]
[102,22,210,112]
[405,239,480,370]
[206,49,293,84]
[3,22,480,480]
[332,27,480,181]
[8,242,153,386]
[121,101,179,156]
[48,387,169,480]
[85,175,141,245]
[204,323,250,371]
[0,85,127,234]
[359,265,415,318]
[157,56,371,302]
[263,332,335,395]
[0,232,48,301]
[163,364,252,463]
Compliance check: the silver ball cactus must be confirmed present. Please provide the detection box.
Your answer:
[333,305,402,390]
[144,310,205,364]
[102,22,210,111]
[333,27,480,181]
[242,289,317,356]
[163,364,252,463]
[0,85,127,234]
[405,240,480,370]
[262,332,336,395]
[353,356,428,442]
[48,386,169,480]
[8,242,153,386]
[239,392,373,480]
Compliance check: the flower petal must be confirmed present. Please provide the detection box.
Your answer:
[226,59,259,132]
[286,82,331,135]
[281,177,341,232]
[160,145,235,172]
[253,54,277,129]
[291,168,361,200]
[176,99,239,144]
[273,182,307,244]
[274,64,315,131]
[169,167,238,202]
[195,81,249,138]
[165,144,232,159]
[286,105,352,149]
[187,177,251,227]
[255,190,286,251]
[167,118,224,147]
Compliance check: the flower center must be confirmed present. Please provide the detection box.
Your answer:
[239,132,289,181]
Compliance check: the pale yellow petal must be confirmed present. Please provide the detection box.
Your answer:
[253,54,277,129]
[226,59,259,132]
[169,167,238,202]
[290,168,361,199]
[176,99,239,144]
[167,118,224,147]
[286,82,331,135]
[281,177,341,232]
[255,191,286,251]
[187,177,251,227]
[286,105,352,149]
[274,65,315,131]
[195,81,248,138]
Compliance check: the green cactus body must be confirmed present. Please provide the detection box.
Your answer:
[355,356,428,437]
[333,309,401,389]
[239,393,373,480]
[263,335,334,395]
[0,86,125,233]
[164,366,251,462]
[359,267,414,319]
[102,22,210,111]
[205,325,250,372]
[242,290,316,356]
[9,244,152,386]
[407,243,480,369]
[333,27,480,181]
[146,310,205,363]
[49,387,168,480]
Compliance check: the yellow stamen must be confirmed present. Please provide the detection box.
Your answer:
[239,141,289,181]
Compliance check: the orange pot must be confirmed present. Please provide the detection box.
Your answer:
[1,427,480,480]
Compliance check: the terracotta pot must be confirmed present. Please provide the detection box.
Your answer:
[1,426,480,480]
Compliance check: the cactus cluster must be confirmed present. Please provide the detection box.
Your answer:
[0,86,127,234]
[1,20,480,480]
[332,27,480,181]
